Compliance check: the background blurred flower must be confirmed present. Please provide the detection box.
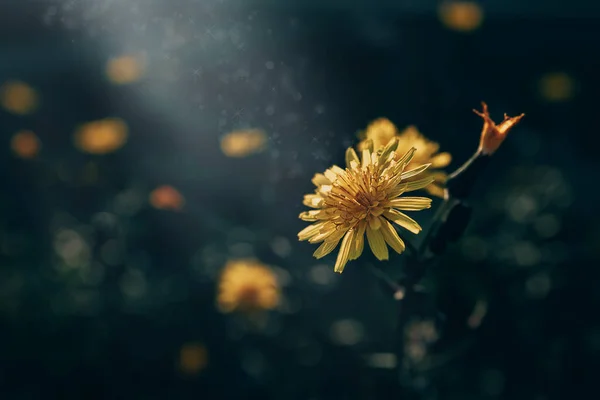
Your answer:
[178,342,208,376]
[220,128,267,158]
[73,118,129,154]
[105,54,145,85]
[0,80,39,115]
[149,185,185,211]
[438,1,484,33]
[217,259,280,314]
[358,120,452,197]
[299,141,432,273]
[11,130,41,159]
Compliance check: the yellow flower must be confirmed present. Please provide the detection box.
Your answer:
[217,259,280,313]
[74,118,128,154]
[298,139,433,273]
[178,343,208,375]
[474,102,525,155]
[357,119,452,198]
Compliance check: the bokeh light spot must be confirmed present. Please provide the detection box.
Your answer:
[11,130,41,159]
[54,229,91,269]
[526,272,552,299]
[330,319,364,346]
[179,343,208,375]
[74,118,128,154]
[513,241,541,267]
[149,185,185,211]
[438,1,484,32]
[0,80,39,115]
[105,54,145,85]
[270,236,292,258]
[220,128,267,158]
[538,72,575,102]
[534,214,561,238]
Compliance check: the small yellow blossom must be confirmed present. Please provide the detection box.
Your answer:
[220,129,267,158]
[438,1,484,32]
[217,259,280,313]
[178,342,208,375]
[298,140,433,273]
[74,118,128,154]
[0,81,39,115]
[538,72,575,102]
[474,102,525,155]
[358,119,452,198]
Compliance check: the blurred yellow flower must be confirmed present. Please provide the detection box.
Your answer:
[474,102,525,155]
[220,129,267,158]
[438,1,484,32]
[74,118,128,154]
[178,342,208,375]
[149,185,185,211]
[217,259,280,313]
[105,55,145,85]
[538,72,575,102]
[298,140,432,273]
[0,80,39,115]
[358,119,452,198]
[11,130,41,159]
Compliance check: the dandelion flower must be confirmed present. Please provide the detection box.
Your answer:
[358,119,452,198]
[217,259,280,313]
[298,139,433,273]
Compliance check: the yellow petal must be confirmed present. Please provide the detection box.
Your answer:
[389,197,432,211]
[303,194,323,208]
[369,216,382,230]
[379,219,406,254]
[425,183,446,198]
[361,149,371,168]
[299,210,319,221]
[366,226,389,261]
[400,163,431,180]
[378,138,399,164]
[311,173,330,187]
[428,171,448,183]
[430,152,452,168]
[324,169,337,182]
[334,229,356,273]
[331,165,345,175]
[403,176,436,192]
[396,147,416,167]
[345,147,360,168]
[384,209,422,234]
[349,221,366,260]
[318,185,332,196]
[308,223,342,244]
[313,239,340,259]
[298,222,325,241]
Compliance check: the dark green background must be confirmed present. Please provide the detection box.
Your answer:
[1,1,598,399]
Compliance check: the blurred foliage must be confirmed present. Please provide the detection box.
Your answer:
[0,1,598,399]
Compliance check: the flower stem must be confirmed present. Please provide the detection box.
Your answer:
[394,145,492,392]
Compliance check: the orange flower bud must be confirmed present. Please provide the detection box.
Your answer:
[474,102,525,155]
